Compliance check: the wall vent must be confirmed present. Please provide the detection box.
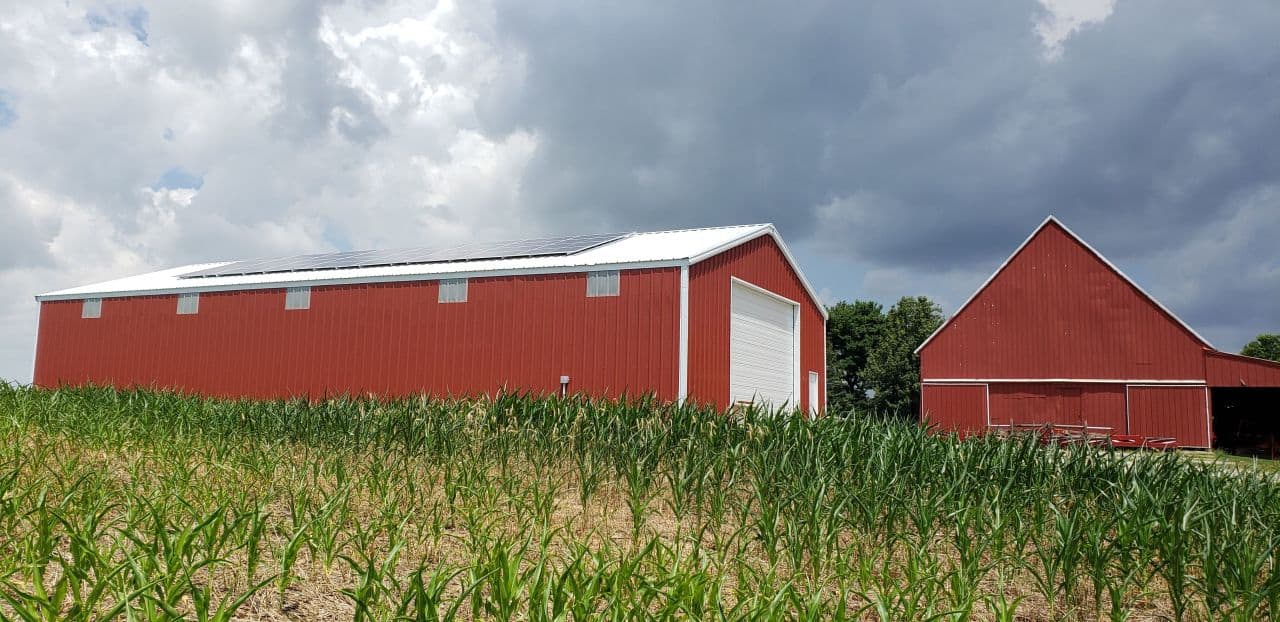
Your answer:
[177,293,200,315]
[586,270,620,297]
[285,286,311,310]
[81,298,102,319]
[439,278,468,303]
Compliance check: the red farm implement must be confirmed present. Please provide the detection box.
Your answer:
[991,423,1179,451]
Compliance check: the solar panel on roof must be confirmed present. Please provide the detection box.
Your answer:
[179,232,628,279]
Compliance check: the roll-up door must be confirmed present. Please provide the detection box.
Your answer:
[730,281,797,408]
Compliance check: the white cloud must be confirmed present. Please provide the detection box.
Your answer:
[1036,0,1117,59]
[0,175,154,386]
[0,0,536,382]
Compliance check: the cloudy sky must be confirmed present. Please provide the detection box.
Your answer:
[1,0,1278,382]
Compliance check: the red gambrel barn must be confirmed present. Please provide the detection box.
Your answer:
[34,225,827,413]
[919,216,1280,451]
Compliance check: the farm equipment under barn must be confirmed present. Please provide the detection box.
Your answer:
[992,423,1179,450]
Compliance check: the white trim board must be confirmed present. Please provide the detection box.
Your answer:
[820,313,828,413]
[1204,385,1212,450]
[677,265,690,403]
[1124,384,1131,435]
[985,383,992,429]
[914,215,1214,354]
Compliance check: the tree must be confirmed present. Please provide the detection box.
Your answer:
[863,296,944,418]
[825,301,885,415]
[1242,334,1280,362]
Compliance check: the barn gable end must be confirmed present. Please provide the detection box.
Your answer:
[687,234,827,413]
[919,217,1210,381]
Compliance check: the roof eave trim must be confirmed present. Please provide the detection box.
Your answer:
[1206,350,1280,370]
[34,258,690,302]
[688,224,829,319]
[913,215,1214,355]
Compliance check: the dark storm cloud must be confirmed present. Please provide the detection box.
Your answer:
[267,3,389,146]
[479,0,1040,234]
[479,0,1280,347]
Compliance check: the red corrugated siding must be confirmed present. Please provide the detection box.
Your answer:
[988,383,1126,432]
[1205,351,1280,387]
[688,235,826,413]
[920,222,1207,381]
[1127,385,1210,447]
[921,384,987,436]
[34,268,680,401]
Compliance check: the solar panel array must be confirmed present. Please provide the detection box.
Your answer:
[179,232,628,279]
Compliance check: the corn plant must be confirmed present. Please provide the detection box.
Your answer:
[1,382,1278,620]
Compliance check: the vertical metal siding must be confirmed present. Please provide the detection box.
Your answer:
[32,268,680,401]
[987,383,1126,431]
[687,236,826,413]
[1204,351,1280,387]
[1126,385,1211,447]
[920,222,1207,381]
[921,384,987,436]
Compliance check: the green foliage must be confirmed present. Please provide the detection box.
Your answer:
[0,383,1278,620]
[1242,333,1280,362]
[863,296,944,418]
[825,296,943,419]
[825,300,884,415]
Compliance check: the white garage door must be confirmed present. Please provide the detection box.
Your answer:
[730,281,797,408]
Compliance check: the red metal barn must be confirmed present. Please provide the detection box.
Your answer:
[918,216,1280,450]
[34,225,827,413]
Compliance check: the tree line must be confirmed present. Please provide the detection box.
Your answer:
[1243,334,1280,362]
[824,296,942,419]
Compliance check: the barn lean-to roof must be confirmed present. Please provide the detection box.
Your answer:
[915,215,1215,355]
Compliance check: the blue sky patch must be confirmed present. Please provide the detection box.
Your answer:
[323,224,353,252]
[85,5,149,45]
[85,11,111,31]
[0,90,15,129]
[124,7,149,44]
[152,167,203,191]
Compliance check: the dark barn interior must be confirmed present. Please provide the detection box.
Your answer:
[1213,388,1280,457]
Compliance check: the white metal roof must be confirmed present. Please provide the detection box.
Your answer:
[38,224,827,317]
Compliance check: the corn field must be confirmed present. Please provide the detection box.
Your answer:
[1,384,1277,621]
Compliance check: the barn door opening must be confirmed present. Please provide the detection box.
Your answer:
[729,279,798,412]
[1212,388,1280,458]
